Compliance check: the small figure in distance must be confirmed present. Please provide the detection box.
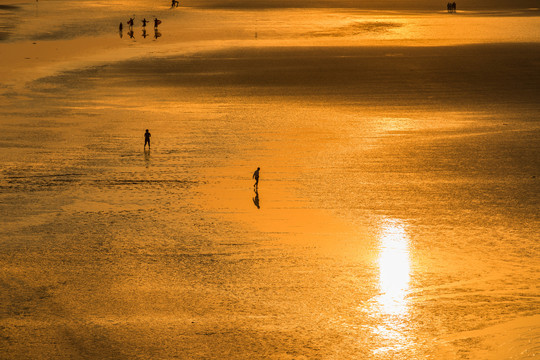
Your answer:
[127,17,134,29]
[144,129,151,149]
[142,18,148,27]
[253,167,260,189]
[154,17,161,29]
[119,22,123,32]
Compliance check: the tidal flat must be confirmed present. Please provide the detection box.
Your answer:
[1,1,539,359]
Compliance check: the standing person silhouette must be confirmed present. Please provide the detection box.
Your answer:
[144,129,151,149]
[253,167,260,189]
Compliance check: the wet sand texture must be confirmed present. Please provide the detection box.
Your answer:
[1,2,539,359]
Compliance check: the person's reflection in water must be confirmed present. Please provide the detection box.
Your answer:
[142,28,147,38]
[144,149,151,168]
[252,188,260,209]
[154,30,161,40]
[128,30,134,39]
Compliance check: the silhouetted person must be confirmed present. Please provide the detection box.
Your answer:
[252,188,260,209]
[142,18,148,27]
[127,17,134,29]
[154,29,161,40]
[119,22,123,31]
[452,2,456,12]
[154,18,161,29]
[253,167,260,189]
[144,129,151,148]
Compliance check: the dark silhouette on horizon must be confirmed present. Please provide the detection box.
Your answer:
[144,129,151,148]
[447,2,457,13]
[171,0,179,8]
[154,18,161,30]
[127,17,134,29]
[142,18,149,27]
[252,188,260,209]
[253,167,260,189]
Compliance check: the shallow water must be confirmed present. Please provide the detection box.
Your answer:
[1,1,539,359]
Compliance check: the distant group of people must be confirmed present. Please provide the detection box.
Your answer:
[120,17,161,31]
[144,129,262,208]
[119,17,162,39]
[446,2,457,12]
[118,0,181,38]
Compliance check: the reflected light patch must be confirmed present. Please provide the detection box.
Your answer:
[376,219,410,315]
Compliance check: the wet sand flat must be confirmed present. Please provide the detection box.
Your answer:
[49,43,539,106]
[1,2,540,359]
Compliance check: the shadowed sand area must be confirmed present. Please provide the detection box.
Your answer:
[1,1,539,359]
[35,44,537,106]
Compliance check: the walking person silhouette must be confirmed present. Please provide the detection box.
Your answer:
[144,129,151,149]
[253,167,260,189]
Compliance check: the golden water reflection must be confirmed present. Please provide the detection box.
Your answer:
[376,219,411,316]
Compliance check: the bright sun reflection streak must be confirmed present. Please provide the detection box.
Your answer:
[377,220,410,316]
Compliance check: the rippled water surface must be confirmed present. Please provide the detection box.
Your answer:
[1,1,539,359]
